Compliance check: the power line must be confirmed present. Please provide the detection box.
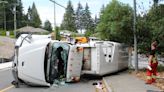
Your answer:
[49,0,66,9]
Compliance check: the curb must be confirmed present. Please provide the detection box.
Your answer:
[102,77,113,92]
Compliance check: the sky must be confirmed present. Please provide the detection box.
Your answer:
[21,0,156,27]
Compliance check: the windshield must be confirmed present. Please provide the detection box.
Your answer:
[48,42,70,84]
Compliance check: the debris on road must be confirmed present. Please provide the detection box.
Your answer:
[93,81,108,92]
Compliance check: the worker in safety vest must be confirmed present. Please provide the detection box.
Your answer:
[146,39,159,84]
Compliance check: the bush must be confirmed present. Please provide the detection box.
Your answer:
[0,30,6,36]
[0,30,15,38]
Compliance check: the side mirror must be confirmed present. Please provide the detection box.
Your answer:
[27,34,32,40]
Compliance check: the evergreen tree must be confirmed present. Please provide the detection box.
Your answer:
[100,4,105,16]
[27,3,41,28]
[94,15,99,29]
[43,20,52,32]
[60,0,76,32]
[0,0,26,30]
[83,3,94,32]
[5,0,18,30]
[75,2,84,31]
[16,0,25,28]
[0,3,5,29]
[27,7,32,25]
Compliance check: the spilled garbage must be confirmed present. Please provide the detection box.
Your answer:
[93,81,108,92]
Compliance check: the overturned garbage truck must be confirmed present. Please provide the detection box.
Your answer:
[12,34,129,87]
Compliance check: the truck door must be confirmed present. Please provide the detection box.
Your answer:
[66,46,83,82]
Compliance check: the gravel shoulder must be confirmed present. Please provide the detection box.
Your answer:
[0,36,15,59]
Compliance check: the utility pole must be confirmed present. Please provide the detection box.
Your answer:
[13,3,19,37]
[49,0,66,30]
[0,1,8,31]
[133,0,138,72]
[13,4,17,37]
[49,0,56,30]
[49,0,66,40]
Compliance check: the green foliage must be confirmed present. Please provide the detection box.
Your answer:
[138,4,164,54]
[55,27,61,40]
[83,3,95,33]
[135,3,164,54]
[0,0,26,30]
[60,0,77,32]
[85,30,92,37]
[27,3,41,28]
[0,30,6,36]
[75,2,84,30]
[43,20,52,32]
[16,0,26,28]
[157,64,164,72]
[96,0,133,44]
[0,29,14,38]
[136,16,152,54]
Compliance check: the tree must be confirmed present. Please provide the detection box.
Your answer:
[147,4,164,38]
[152,0,163,6]
[93,15,99,30]
[16,0,25,28]
[83,3,94,34]
[100,4,105,16]
[43,20,52,32]
[0,0,26,30]
[27,3,41,28]
[96,0,133,44]
[134,1,164,54]
[147,4,164,54]
[5,0,17,30]
[60,0,76,32]
[75,2,84,31]
[136,15,153,53]
[0,3,5,29]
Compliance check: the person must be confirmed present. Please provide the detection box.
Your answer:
[146,39,159,84]
[56,47,64,78]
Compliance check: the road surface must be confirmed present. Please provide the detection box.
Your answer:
[0,69,100,92]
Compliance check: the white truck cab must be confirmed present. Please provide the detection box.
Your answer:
[12,34,83,87]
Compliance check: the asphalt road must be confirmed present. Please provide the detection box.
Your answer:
[0,69,14,90]
[0,69,99,92]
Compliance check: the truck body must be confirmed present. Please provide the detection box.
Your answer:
[12,34,129,87]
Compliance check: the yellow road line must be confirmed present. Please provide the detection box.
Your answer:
[102,80,108,92]
[0,85,14,92]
